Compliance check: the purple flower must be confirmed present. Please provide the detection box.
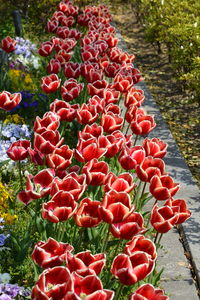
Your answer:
[0,234,9,247]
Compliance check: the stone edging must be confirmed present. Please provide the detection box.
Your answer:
[115,27,200,299]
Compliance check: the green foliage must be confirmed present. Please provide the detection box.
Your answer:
[131,0,200,100]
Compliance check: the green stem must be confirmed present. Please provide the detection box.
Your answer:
[18,160,23,190]
[125,123,130,135]
[133,134,138,146]
[102,224,110,253]
[114,283,124,300]
[157,233,163,246]
[154,231,159,244]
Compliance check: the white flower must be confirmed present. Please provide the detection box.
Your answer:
[0,273,11,283]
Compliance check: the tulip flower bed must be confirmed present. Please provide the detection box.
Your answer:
[0,1,192,299]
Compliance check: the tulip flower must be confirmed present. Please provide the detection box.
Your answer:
[124,87,145,108]
[61,79,84,102]
[81,158,109,185]
[46,145,73,171]
[31,238,74,268]
[99,190,132,224]
[50,99,79,122]
[65,273,114,300]
[135,156,166,182]
[105,172,136,193]
[164,198,191,224]
[143,138,168,159]
[31,266,73,300]
[0,91,21,111]
[74,198,102,227]
[38,41,54,56]
[54,38,76,53]
[7,140,30,161]
[111,252,154,285]
[64,62,82,78]
[33,112,60,134]
[87,80,109,97]
[47,19,59,33]
[17,169,55,205]
[150,204,179,233]
[130,114,156,135]
[55,49,72,65]
[74,137,107,163]
[47,58,61,74]
[98,134,123,158]
[76,104,99,125]
[110,211,145,240]
[41,73,61,94]
[149,175,180,201]
[42,191,78,223]
[34,130,64,155]
[100,112,123,134]
[66,250,106,275]
[124,235,157,260]
[118,145,146,170]
[1,36,16,53]
[51,172,87,201]
[129,284,169,300]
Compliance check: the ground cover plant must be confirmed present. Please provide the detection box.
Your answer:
[0,1,192,299]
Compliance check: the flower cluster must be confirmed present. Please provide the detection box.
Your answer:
[0,0,191,299]
[0,184,16,225]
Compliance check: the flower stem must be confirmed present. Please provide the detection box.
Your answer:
[102,224,110,253]
[114,283,124,300]
[18,160,23,190]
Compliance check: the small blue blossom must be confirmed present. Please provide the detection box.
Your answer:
[0,235,9,247]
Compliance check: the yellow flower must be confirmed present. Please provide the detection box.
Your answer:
[0,213,17,224]
[3,114,25,125]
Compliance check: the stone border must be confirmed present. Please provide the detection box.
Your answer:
[115,28,200,299]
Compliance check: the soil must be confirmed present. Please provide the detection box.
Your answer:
[110,2,200,188]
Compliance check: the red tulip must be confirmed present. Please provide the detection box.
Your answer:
[76,104,99,125]
[105,172,136,193]
[98,134,123,158]
[66,250,106,275]
[31,237,73,268]
[56,27,81,40]
[28,148,44,165]
[129,284,169,300]
[125,106,146,124]
[81,47,99,63]
[1,36,16,53]
[143,138,168,159]
[34,112,60,134]
[88,95,106,114]
[7,140,30,161]
[74,137,107,163]
[46,145,73,171]
[60,16,75,27]
[64,274,114,300]
[42,191,77,223]
[0,91,21,111]
[47,58,61,74]
[51,172,87,201]
[74,198,102,227]
[61,79,84,102]
[113,74,133,93]
[135,156,165,182]
[38,41,54,57]
[149,175,180,201]
[80,123,103,139]
[64,62,82,78]
[124,235,157,260]
[99,190,132,224]
[111,252,154,285]
[87,80,109,97]
[41,74,60,94]
[58,2,79,16]
[17,169,55,205]
[55,50,72,65]
[102,88,120,105]
[54,38,76,53]
[50,99,79,122]
[150,204,179,233]
[47,19,59,33]
[34,130,64,155]
[84,68,103,83]
[124,87,145,108]
[164,198,191,224]
[118,146,146,170]
[130,114,156,135]
[81,158,109,185]
[100,112,123,134]
[32,266,73,300]
[110,211,145,240]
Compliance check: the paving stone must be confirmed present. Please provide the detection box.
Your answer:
[115,28,200,299]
